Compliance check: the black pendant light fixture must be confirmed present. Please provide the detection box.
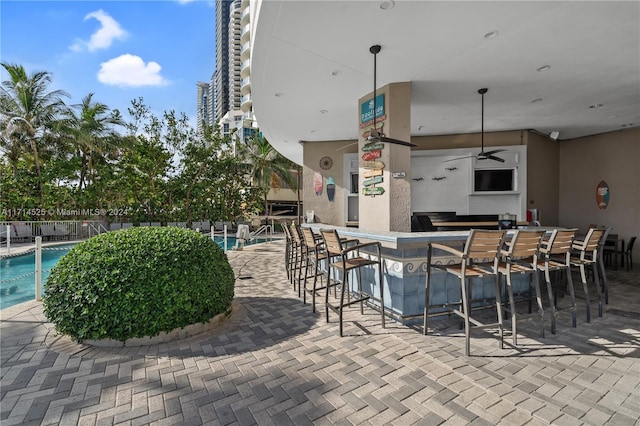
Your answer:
[365,44,415,147]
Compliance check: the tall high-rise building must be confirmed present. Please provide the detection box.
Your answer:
[205,0,257,144]
[196,81,212,136]
[213,0,233,123]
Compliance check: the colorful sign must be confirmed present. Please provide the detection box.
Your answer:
[363,176,383,187]
[363,169,383,178]
[596,180,610,209]
[361,150,382,161]
[360,94,385,125]
[363,187,385,196]
[362,160,385,170]
[362,142,384,152]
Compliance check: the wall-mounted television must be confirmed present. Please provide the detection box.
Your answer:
[474,168,515,192]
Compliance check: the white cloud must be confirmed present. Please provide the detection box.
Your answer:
[70,9,127,52]
[97,54,169,87]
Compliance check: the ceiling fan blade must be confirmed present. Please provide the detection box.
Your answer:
[483,149,506,156]
[442,155,474,163]
[485,154,505,162]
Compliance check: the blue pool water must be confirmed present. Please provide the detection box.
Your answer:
[0,235,270,310]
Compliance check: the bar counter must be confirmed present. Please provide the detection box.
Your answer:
[302,223,555,323]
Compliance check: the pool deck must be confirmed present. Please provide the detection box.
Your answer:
[1,239,639,425]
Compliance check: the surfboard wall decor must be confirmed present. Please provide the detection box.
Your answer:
[313,171,323,196]
[596,180,610,209]
[326,176,335,202]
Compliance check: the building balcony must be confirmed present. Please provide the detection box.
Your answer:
[241,44,251,61]
[241,60,251,78]
[241,78,251,95]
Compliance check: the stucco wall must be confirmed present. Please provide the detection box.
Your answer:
[558,128,639,242]
[302,140,357,225]
[525,131,560,225]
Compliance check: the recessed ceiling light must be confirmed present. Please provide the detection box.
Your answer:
[484,30,499,39]
[331,70,341,77]
[531,98,543,103]
[274,92,284,97]
[310,130,317,133]
[320,109,328,114]
[379,0,395,10]
[589,103,604,109]
[537,65,551,72]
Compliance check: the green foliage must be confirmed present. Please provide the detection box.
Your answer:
[1,63,296,224]
[43,227,235,342]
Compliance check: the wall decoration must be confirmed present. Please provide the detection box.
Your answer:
[363,187,385,196]
[319,156,333,170]
[362,142,384,152]
[363,169,383,178]
[596,180,610,209]
[361,149,382,161]
[363,176,383,187]
[326,176,335,202]
[362,160,385,169]
[313,171,323,196]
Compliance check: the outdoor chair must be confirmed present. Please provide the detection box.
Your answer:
[596,226,612,304]
[13,223,34,242]
[288,223,304,295]
[497,229,546,344]
[623,236,636,271]
[424,229,506,356]
[536,229,578,335]
[300,226,328,312]
[282,222,293,281]
[570,227,605,321]
[320,229,384,337]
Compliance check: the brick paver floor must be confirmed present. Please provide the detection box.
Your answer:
[1,239,639,425]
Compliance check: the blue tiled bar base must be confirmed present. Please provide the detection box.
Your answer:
[356,245,532,325]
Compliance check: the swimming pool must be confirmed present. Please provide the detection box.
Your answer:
[0,234,276,310]
[0,244,76,310]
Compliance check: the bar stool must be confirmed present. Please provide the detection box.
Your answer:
[570,227,605,321]
[288,223,304,296]
[623,236,636,271]
[320,229,385,336]
[537,229,578,335]
[300,226,327,312]
[424,229,506,356]
[596,226,612,304]
[282,222,293,281]
[497,229,546,344]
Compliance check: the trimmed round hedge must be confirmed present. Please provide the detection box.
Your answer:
[43,226,235,342]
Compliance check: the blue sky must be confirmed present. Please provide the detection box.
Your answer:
[1,0,216,125]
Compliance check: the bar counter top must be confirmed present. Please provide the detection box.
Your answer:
[301,223,560,250]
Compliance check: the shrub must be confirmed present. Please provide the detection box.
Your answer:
[43,227,235,342]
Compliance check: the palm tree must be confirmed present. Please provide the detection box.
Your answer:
[62,93,124,190]
[240,134,298,216]
[0,62,69,202]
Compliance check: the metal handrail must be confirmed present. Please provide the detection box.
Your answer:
[250,224,273,242]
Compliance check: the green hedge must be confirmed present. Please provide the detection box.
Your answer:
[43,227,235,342]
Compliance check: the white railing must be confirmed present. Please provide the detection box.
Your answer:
[0,220,108,245]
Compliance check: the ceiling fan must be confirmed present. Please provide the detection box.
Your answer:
[444,88,505,163]
[365,44,415,148]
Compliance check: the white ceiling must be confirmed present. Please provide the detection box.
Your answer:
[251,0,640,164]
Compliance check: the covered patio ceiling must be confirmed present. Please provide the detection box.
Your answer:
[251,1,640,164]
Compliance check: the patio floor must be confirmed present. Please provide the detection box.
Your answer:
[1,239,638,425]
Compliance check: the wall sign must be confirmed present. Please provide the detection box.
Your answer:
[360,94,385,125]
[596,180,610,209]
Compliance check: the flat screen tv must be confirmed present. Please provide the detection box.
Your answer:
[474,169,515,192]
